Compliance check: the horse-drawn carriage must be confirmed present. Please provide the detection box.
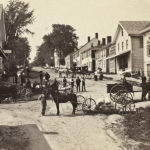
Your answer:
[45,80,97,115]
[107,83,137,111]
[0,81,42,103]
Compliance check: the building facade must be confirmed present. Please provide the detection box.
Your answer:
[113,21,150,74]
[106,43,116,73]
[80,33,99,72]
[65,52,73,69]
[0,4,6,72]
[140,27,150,77]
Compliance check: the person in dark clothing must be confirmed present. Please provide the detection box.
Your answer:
[76,77,81,92]
[2,70,7,81]
[70,78,74,92]
[141,76,148,101]
[99,72,103,80]
[40,71,43,86]
[38,90,48,116]
[148,78,150,100]
[45,72,50,81]
[20,72,26,86]
[13,72,18,84]
[82,77,86,92]
[26,67,30,78]
[63,76,67,87]
[26,78,31,88]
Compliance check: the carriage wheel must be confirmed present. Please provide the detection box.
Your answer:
[76,95,85,111]
[110,85,126,102]
[82,98,96,112]
[115,90,133,104]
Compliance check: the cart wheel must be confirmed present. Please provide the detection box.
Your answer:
[128,101,135,111]
[82,98,96,112]
[110,85,126,102]
[115,90,133,104]
[76,95,85,111]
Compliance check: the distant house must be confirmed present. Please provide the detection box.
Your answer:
[65,52,73,69]
[80,33,99,72]
[113,21,150,74]
[95,36,112,73]
[106,43,116,73]
[0,4,6,72]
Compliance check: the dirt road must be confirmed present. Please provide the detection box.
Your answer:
[0,67,126,150]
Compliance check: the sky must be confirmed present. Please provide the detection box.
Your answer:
[1,0,150,61]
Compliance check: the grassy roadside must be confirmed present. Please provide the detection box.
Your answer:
[123,108,150,150]
[0,126,30,150]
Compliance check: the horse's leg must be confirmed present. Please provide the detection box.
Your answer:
[72,98,77,115]
[56,102,60,115]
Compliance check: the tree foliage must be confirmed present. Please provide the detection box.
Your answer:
[5,0,34,41]
[4,0,34,71]
[33,24,78,66]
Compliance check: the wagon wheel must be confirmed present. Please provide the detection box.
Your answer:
[76,95,85,111]
[82,98,96,112]
[117,94,135,112]
[115,90,133,104]
[110,85,126,102]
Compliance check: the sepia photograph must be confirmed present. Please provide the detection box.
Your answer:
[0,0,150,149]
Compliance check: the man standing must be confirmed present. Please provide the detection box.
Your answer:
[141,76,148,101]
[70,78,74,92]
[20,72,26,86]
[82,76,86,92]
[38,90,47,116]
[76,76,81,92]
[63,76,67,87]
[40,71,43,86]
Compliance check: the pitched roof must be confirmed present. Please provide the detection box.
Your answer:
[120,21,150,35]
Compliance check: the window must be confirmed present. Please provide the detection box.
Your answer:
[118,43,120,51]
[147,44,150,56]
[140,37,143,48]
[122,29,124,36]
[122,42,124,50]
[126,40,128,49]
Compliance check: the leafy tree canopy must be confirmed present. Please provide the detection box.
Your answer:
[5,0,34,41]
[33,24,78,66]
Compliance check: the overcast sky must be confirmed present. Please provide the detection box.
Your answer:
[1,0,150,61]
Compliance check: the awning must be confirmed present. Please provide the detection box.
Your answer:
[116,50,130,58]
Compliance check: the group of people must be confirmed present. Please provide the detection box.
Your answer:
[63,76,86,92]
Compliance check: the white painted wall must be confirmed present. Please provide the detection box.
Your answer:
[143,31,150,77]
[115,26,132,73]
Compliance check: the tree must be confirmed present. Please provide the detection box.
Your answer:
[5,0,34,41]
[51,24,78,57]
[33,24,78,66]
[3,0,34,71]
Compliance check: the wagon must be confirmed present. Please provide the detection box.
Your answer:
[0,84,17,103]
[107,83,136,111]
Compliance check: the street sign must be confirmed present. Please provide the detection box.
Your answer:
[3,49,12,54]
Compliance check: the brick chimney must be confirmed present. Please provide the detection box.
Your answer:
[88,36,90,42]
[98,40,100,46]
[102,38,106,45]
[95,33,98,39]
[107,36,112,44]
